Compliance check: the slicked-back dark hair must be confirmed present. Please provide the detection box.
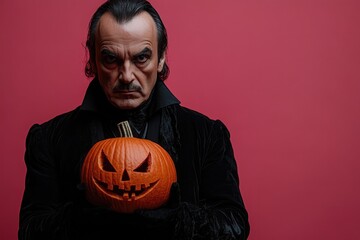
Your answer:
[85,0,169,81]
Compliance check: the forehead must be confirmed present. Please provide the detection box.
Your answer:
[96,11,158,48]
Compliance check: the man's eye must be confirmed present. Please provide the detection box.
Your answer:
[102,54,117,65]
[135,54,149,64]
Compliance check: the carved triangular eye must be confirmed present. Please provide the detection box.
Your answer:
[134,153,151,172]
[101,150,116,172]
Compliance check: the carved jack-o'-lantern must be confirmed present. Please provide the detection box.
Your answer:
[81,137,177,213]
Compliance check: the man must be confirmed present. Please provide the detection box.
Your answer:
[18,0,250,239]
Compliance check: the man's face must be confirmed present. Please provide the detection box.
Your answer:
[94,12,165,109]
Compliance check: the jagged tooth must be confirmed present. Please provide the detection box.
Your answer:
[118,183,124,190]
[123,193,129,200]
[135,184,141,191]
[107,183,114,191]
[131,192,136,200]
[143,183,150,188]
[124,182,131,191]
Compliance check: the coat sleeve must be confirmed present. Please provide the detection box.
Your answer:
[173,120,250,240]
[18,124,73,239]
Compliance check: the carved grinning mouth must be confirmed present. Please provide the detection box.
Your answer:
[93,178,159,201]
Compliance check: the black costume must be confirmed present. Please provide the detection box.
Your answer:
[19,79,250,240]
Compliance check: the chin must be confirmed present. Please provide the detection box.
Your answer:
[111,99,142,110]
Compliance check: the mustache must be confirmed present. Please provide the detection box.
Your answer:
[112,82,141,92]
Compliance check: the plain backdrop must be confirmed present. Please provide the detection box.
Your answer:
[1,0,360,239]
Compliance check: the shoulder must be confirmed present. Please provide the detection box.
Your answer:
[176,105,213,123]
[26,107,83,144]
[175,105,230,136]
[35,106,82,128]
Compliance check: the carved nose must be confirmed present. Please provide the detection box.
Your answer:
[122,169,130,181]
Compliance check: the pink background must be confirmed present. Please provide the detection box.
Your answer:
[1,0,360,239]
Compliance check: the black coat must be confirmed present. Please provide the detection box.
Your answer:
[19,79,250,240]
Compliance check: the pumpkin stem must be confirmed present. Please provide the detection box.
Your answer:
[117,121,133,137]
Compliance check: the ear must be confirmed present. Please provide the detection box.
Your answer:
[157,54,166,72]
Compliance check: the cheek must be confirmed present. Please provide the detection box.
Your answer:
[98,67,118,85]
[98,73,118,99]
[137,73,156,96]
[137,63,158,87]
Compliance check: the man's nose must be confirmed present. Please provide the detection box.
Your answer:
[118,61,134,82]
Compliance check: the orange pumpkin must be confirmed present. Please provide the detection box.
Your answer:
[81,137,177,213]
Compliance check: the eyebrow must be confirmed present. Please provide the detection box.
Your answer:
[134,47,152,58]
[100,47,152,59]
[100,49,115,56]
